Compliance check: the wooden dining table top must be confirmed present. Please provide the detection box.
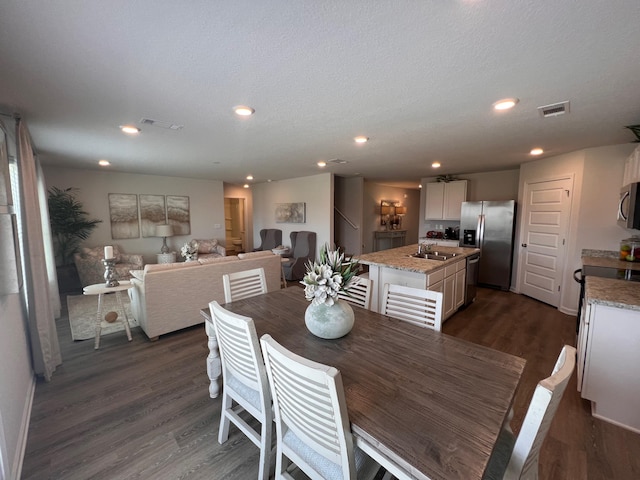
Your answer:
[201,288,526,480]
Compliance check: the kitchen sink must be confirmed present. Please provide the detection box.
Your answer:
[409,252,459,261]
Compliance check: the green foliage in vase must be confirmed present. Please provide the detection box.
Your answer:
[48,186,102,266]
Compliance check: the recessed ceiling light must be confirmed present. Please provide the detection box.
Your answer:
[530,148,544,156]
[432,161,441,168]
[234,105,255,116]
[354,136,369,144]
[246,175,254,180]
[493,98,519,111]
[243,184,250,188]
[120,125,141,135]
[317,161,327,167]
[98,159,110,166]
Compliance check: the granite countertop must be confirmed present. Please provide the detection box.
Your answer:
[355,244,480,274]
[585,276,640,311]
[582,254,640,272]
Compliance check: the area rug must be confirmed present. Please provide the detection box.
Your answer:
[67,293,138,341]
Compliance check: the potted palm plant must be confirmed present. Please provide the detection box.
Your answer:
[48,186,102,291]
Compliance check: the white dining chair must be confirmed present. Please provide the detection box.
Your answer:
[483,345,577,480]
[223,267,268,303]
[381,283,443,331]
[338,275,373,310]
[208,301,273,480]
[260,334,381,480]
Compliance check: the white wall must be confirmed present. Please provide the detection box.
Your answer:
[515,143,636,315]
[335,176,364,255]
[252,173,333,259]
[0,294,33,480]
[43,167,226,265]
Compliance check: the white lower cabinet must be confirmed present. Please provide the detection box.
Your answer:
[367,259,467,322]
[578,303,640,433]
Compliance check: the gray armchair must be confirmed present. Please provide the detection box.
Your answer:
[282,231,316,281]
[253,228,282,252]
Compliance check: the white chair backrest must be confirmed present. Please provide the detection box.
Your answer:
[223,267,268,303]
[506,345,576,479]
[338,275,373,309]
[260,334,356,480]
[381,283,443,331]
[209,301,271,416]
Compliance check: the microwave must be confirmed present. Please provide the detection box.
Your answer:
[618,182,640,229]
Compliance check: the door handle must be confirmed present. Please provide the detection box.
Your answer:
[522,243,527,247]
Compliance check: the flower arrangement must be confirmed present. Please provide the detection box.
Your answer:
[301,244,359,306]
[180,240,198,259]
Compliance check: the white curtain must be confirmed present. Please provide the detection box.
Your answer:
[16,118,61,380]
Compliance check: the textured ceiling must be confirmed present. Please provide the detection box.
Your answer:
[1,1,639,189]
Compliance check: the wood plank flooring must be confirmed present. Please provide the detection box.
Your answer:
[21,287,640,479]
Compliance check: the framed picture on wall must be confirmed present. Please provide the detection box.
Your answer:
[139,194,166,237]
[167,195,190,235]
[275,202,306,223]
[108,193,140,239]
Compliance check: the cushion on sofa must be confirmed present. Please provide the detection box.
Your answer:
[198,255,239,265]
[237,251,275,259]
[144,262,200,274]
[195,239,219,254]
[130,269,145,281]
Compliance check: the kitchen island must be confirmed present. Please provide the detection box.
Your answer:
[577,275,640,433]
[356,244,479,320]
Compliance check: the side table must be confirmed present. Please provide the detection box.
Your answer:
[272,248,290,288]
[156,252,177,264]
[83,281,134,349]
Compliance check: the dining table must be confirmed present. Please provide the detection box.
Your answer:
[200,287,526,480]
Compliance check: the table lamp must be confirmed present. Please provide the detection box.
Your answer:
[155,224,173,254]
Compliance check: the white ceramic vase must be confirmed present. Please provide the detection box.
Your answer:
[305,299,355,339]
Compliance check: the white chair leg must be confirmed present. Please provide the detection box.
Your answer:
[218,394,232,443]
[258,420,272,480]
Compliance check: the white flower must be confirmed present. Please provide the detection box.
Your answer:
[301,244,359,306]
[180,241,198,258]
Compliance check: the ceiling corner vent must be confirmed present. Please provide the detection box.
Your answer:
[329,158,348,165]
[140,118,184,130]
[537,101,570,118]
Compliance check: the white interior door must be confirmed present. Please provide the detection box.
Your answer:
[518,177,572,307]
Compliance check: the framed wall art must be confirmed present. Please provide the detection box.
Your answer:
[275,202,306,223]
[139,194,166,237]
[167,195,190,235]
[108,193,140,239]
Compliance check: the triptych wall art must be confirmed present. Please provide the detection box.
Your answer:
[108,193,190,239]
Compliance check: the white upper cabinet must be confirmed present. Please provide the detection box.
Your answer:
[424,180,467,220]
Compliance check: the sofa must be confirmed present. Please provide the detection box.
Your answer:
[74,245,144,287]
[128,250,281,340]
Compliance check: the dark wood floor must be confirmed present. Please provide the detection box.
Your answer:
[21,286,640,479]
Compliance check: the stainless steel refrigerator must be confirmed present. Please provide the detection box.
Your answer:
[459,200,516,291]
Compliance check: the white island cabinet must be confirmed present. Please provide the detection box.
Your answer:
[357,245,473,322]
[577,276,640,434]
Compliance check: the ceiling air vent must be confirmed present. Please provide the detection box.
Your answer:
[329,158,348,165]
[537,101,570,118]
[140,118,184,130]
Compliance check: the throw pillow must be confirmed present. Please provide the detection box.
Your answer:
[195,239,219,254]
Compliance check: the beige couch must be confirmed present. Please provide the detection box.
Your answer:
[128,250,282,340]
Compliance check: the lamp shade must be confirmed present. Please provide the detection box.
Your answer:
[395,206,406,215]
[155,224,174,237]
[380,205,391,215]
